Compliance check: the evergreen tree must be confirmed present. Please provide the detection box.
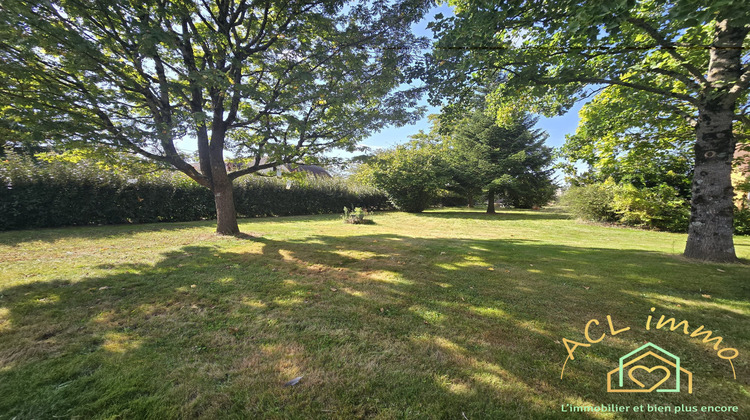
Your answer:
[449,111,556,212]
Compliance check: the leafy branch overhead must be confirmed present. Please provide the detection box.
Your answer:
[428,1,749,125]
[0,0,428,185]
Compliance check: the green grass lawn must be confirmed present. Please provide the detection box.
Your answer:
[1,209,748,419]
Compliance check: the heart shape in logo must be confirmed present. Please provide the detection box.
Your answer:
[628,365,671,391]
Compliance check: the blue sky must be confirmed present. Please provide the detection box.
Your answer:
[356,4,586,172]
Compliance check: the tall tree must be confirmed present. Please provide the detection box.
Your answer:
[449,110,555,213]
[0,0,428,234]
[426,1,750,262]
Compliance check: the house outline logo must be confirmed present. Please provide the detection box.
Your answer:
[607,342,692,394]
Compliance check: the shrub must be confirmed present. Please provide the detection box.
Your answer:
[611,183,690,232]
[560,181,618,223]
[0,153,390,230]
[735,207,750,236]
[342,207,370,224]
[233,177,390,218]
[561,180,694,233]
[363,141,449,213]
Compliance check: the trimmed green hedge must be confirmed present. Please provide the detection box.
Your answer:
[0,155,390,230]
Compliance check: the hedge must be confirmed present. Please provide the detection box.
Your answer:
[0,155,391,230]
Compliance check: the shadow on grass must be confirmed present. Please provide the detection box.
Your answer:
[0,219,217,247]
[0,232,748,419]
[415,209,572,221]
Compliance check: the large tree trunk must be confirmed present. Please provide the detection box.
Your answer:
[467,193,474,208]
[685,106,737,262]
[486,189,495,214]
[213,179,239,235]
[683,19,743,263]
[209,134,239,235]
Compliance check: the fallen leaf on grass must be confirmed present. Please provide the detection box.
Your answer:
[583,286,590,290]
[98,286,109,290]
[191,284,197,288]
[487,267,494,271]
[330,287,338,292]
[702,294,711,299]
[717,269,725,273]
[284,376,303,387]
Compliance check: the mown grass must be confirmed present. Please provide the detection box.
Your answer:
[0,209,748,419]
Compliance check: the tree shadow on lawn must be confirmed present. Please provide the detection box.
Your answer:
[0,234,748,419]
[415,209,572,221]
[0,219,218,247]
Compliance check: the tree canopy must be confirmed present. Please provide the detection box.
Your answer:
[559,85,694,197]
[0,0,430,233]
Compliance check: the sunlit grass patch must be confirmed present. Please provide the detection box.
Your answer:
[0,209,748,419]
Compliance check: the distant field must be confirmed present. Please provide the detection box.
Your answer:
[1,209,748,419]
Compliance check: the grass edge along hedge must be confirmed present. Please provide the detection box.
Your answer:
[0,155,391,231]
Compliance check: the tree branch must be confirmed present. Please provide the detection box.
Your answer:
[626,17,708,86]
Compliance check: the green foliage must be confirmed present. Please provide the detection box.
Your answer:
[559,85,695,199]
[233,177,390,219]
[361,140,449,213]
[734,207,750,235]
[428,0,750,262]
[448,110,557,208]
[611,183,690,232]
[562,180,691,233]
[560,182,618,223]
[0,153,389,230]
[428,1,749,124]
[0,0,428,233]
[342,207,370,224]
[356,109,556,212]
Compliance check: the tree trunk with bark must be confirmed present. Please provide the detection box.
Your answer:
[486,189,495,214]
[683,19,744,262]
[208,123,240,235]
[212,180,239,235]
[211,162,239,235]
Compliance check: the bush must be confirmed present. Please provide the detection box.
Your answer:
[735,207,750,236]
[342,207,371,224]
[233,177,390,218]
[0,153,390,230]
[560,180,691,233]
[611,183,690,232]
[560,182,618,223]
[362,141,448,213]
